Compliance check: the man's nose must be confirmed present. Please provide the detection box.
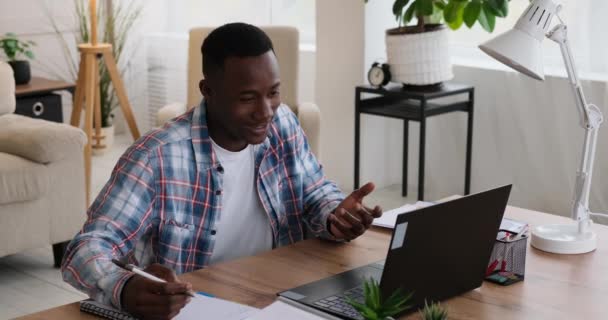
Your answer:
[255,98,274,121]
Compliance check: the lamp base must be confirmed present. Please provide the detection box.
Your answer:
[530,224,596,254]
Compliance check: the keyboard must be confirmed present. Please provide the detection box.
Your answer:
[312,286,366,320]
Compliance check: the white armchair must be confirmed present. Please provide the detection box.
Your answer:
[0,61,87,267]
[156,26,322,159]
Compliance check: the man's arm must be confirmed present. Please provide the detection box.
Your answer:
[288,111,345,240]
[61,148,156,308]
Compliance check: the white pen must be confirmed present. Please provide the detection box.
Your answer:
[112,259,196,298]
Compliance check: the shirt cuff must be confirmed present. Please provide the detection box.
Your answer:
[318,199,343,241]
[98,269,135,310]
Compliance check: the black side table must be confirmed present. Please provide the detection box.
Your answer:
[354,82,474,200]
[15,77,76,123]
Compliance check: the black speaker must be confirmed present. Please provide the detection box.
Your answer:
[15,93,64,123]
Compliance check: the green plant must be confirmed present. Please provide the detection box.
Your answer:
[0,33,36,61]
[347,278,413,320]
[420,300,448,320]
[47,0,142,127]
[364,0,510,33]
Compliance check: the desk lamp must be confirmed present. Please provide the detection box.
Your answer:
[479,0,606,254]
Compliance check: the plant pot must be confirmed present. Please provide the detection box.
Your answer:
[385,24,453,86]
[8,60,31,85]
[92,125,115,156]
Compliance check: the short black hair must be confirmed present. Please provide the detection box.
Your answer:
[201,23,274,78]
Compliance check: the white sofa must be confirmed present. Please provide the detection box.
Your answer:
[157,26,322,159]
[0,61,87,266]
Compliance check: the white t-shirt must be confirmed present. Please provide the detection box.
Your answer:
[209,139,273,264]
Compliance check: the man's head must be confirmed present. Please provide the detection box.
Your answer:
[200,23,281,151]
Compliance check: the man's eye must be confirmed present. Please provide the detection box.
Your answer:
[240,96,256,102]
[270,91,280,97]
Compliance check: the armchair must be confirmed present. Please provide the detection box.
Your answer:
[0,61,87,267]
[156,26,322,159]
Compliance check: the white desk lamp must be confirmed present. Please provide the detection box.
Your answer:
[479,0,606,254]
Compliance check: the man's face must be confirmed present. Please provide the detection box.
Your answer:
[201,50,281,151]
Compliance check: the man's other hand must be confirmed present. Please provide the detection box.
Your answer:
[122,263,192,320]
[329,182,383,241]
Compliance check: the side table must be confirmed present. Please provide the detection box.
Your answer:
[15,77,76,123]
[354,82,474,200]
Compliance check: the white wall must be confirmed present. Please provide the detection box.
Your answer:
[316,0,365,190]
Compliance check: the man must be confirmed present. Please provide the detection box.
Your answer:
[62,23,382,320]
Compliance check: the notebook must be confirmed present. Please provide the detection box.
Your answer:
[80,300,137,320]
[80,294,258,320]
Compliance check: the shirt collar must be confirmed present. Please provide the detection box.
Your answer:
[191,100,273,171]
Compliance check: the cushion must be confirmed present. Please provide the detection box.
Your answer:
[0,61,16,116]
[0,152,50,205]
[0,114,86,164]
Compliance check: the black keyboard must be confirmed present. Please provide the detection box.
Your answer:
[312,286,366,320]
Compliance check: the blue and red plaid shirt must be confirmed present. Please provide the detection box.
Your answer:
[62,102,344,308]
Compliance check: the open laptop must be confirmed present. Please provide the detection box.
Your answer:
[278,185,512,320]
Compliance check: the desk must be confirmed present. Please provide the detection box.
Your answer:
[17,205,608,319]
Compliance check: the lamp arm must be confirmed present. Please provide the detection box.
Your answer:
[547,24,607,226]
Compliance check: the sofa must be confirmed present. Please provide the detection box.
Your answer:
[0,61,87,267]
[157,26,322,159]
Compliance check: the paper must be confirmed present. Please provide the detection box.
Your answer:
[175,294,259,320]
[245,300,329,320]
[372,201,433,229]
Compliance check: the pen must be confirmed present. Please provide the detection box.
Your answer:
[112,259,197,298]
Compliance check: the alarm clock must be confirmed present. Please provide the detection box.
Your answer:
[367,62,391,87]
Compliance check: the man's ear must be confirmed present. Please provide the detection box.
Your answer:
[199,79,211,100]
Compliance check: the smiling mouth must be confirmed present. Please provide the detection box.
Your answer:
[250,123,269,135]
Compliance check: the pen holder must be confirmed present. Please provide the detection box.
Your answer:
[485,235,527,285]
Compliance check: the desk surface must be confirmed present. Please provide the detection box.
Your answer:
[17,205,608,320]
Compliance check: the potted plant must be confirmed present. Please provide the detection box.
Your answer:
[0,33,36,85]
[48,0,142,153]
[364,0,510,86]
[347,278,413,320]
[420,300,449,320]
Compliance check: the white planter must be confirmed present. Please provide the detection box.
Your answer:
[92,125,114,156]
[386,26,453,85]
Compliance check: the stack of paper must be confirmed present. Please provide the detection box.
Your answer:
[175,295,258,320]
[372,201,434,229]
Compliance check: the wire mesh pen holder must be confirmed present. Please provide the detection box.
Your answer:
[486,236,527,284]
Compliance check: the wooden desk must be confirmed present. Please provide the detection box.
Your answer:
[17,206,608,320]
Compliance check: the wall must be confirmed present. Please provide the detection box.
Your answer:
[315,0,365,190]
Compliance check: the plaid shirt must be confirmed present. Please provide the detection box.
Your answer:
[62,102,344,308]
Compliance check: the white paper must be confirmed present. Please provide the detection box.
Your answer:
[372,201,434,229]
[175,295,259,320]
[245,301,328,320]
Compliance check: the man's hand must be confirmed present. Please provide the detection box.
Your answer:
[122,263,192,320]
[329,182,382,241]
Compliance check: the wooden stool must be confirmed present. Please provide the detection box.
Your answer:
[69,43,140,205]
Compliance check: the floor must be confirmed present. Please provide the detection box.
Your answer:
[0,134,417,319]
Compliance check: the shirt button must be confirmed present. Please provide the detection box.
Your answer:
[217,166,224,173]
[215,190,222,195]
[211,230,217,235]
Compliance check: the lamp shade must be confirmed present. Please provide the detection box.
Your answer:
[479,0,559,81]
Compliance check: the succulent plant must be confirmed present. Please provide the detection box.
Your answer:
[347,278,413,320]
[420,300,448,320]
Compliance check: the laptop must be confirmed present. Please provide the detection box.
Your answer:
[278,185,512,320]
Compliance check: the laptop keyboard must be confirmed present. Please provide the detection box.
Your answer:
[312,286,365,320]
